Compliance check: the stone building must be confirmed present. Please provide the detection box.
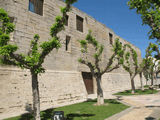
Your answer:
[0,0,143,119]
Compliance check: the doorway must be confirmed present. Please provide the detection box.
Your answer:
[82,72,94,94]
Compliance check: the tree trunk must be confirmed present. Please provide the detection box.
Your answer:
[151,71,155,86]
[146,79,148,86]
[155,75,157,86]
[31,71,41,120]
[130,75,136,94]
[96,75,104,105]
[151,76,154,86]
[139,73,144,91]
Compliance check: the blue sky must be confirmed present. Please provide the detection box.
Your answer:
[73,0,153,58]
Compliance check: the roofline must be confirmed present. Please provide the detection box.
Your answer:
[58,0,141,51]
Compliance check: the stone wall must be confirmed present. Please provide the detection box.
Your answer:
[0,0,145,119]
[0,66,87,119]
[102,72,144,98]
[0,65,146,119]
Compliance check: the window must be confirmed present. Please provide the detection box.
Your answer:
[29,0,44,16]
[9,17,14,23]
[109,33,113,45]
[65,15,69,26]
[9,16,15,42]
[76,15,83,32]
[65,36,71,51]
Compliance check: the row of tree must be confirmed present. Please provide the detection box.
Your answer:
[128,0,160,88]
[78,0,160,108]
[0,0,160,119]
[78,29,160,106]
[79,0,160,107]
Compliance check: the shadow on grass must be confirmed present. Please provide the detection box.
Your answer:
[7,99,123,120]
[114,89,159,96]
[86,99,97,102]
[86,99,120,104]
[41,108,54,120]
[145,105,160,108]
[145,116,156,120]
[13,108,54,120]
[66,113,95,120]
[125,90,131,93]
[17,113,33,120]
[106,99,121,104]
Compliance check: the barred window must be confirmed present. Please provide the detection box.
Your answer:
[76,15,83,32]
[29,0,44,16]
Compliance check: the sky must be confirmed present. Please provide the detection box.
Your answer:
[73,0,153,58]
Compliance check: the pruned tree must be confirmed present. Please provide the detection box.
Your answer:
[78,31,124,105]
[139,62,145,91]
[122,44,144,94]
[0,0,77,119]
[143,43,160,86]
[128,0,160,89]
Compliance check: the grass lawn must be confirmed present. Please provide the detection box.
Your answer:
[5,99,129,120]
[114,89,159,96]
[144,85,149,88]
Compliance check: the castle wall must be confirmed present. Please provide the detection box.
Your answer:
[0,66,87,119]
[0,0,144,119]
[0,66,146,119]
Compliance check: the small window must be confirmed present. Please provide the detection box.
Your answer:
[109,33,113,45]
[66,36,71,51]
[9,17,14,23]
[29,0,44,16]
[9,16,15,42]
[65,15,69,26]
[76,15,83,32]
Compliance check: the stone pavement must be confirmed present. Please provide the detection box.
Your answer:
[106,92,160,120]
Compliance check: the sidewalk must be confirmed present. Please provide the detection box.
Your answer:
[106,92,160,120]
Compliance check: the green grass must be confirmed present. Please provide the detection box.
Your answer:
[144,85,149,88]
[5,99,129,120]
[114,89,159,96]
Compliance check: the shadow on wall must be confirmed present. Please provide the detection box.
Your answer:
[25,103,33,113]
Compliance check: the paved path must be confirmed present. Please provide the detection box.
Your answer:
[106,92,160,120]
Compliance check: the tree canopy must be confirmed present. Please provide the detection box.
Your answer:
[128,0,160,40]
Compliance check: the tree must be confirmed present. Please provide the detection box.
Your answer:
[0,0,77,119]
[128,0,160,88]
[122,44,144,94]
[128,0,160,40]
[143,57,154,86]
[143,43,160,86]
[78,31,124,105]
[139,64,145,91]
